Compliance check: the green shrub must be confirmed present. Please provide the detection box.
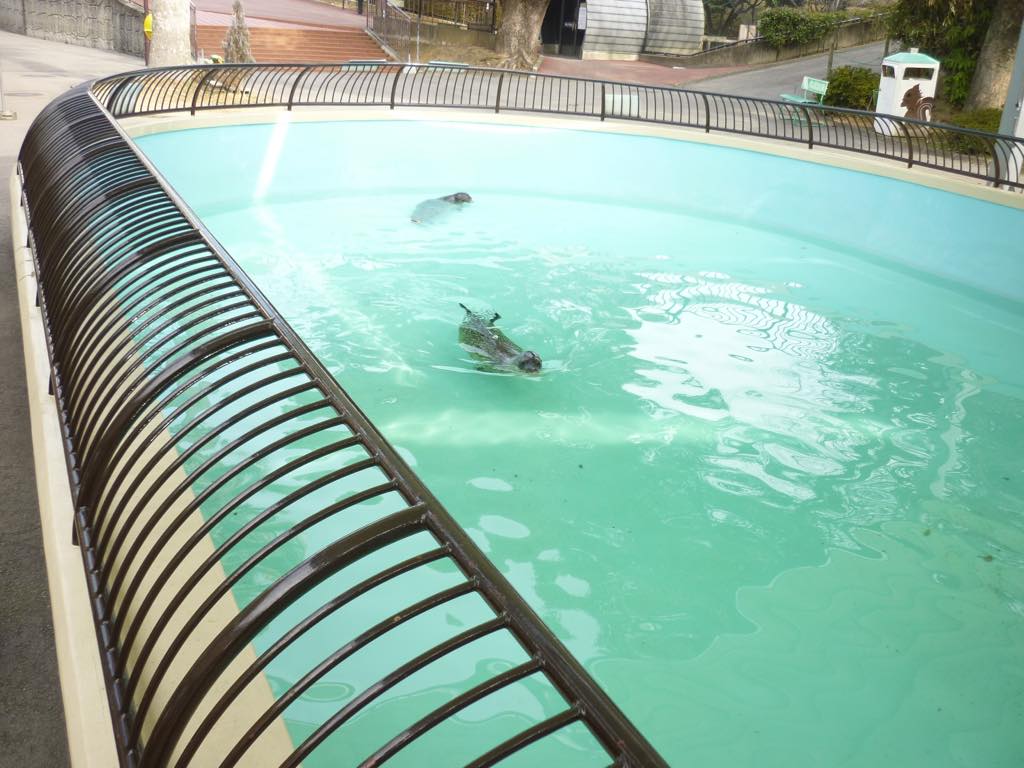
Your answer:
[938,46,979,108]
[944,108,1003,153]
[759,8,846,49]
[822,66,878,110]
[947,107,1002,134]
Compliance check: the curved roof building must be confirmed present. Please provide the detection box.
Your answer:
[643,0,707,56]
[542,0,706,59]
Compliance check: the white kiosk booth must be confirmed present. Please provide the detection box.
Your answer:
[874,48,940,135]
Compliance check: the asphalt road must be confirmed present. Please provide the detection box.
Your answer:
[0,31,140,768]
[689,40,897,100]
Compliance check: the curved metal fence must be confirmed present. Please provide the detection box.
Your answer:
[18,84,668,767]
[90,62,1024,190]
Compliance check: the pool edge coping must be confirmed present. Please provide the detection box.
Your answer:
[10,165,297,767]
[9,166,119,768]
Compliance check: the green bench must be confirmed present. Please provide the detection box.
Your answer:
[780,76,829,105]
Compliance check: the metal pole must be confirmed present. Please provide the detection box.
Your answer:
[571,1,579,58]
[144,0,151,67]
[0,59,16,121]
[999,21,1024,136]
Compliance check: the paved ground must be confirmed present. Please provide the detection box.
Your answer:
[688,40,896,99]
[196,9,333,29]
[539,40,892,92]
[539,55,744,88]
[0,30,141,768]
[196,0,365,28]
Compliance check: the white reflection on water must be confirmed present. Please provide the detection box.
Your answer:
[623,273,842,427]
[619,270,979,553]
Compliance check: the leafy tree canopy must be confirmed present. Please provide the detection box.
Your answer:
[887,0,996,105]
[704,0,767,38]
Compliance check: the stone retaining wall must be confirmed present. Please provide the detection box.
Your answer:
[0,0,144,57]
[0,0,27,34]
[425,21,494,49]
[643,15,888,69]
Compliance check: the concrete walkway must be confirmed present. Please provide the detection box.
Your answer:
[0,30,140,768]
[541,40,892,94]
[539,55,744,89]
[196,9,335,30]
[196,0,367,29]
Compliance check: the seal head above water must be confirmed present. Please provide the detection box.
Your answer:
[458,303,542,374]
[411,192,473,223]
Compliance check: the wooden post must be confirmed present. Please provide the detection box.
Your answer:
[144,0,151,66]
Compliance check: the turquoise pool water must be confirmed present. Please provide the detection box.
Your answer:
[137,119,1024,766]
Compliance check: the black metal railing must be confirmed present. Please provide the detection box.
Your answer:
[366,0,421,62]
[18,84,669,767]
[91,62,1024,190]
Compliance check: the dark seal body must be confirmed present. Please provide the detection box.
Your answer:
[458,304,542,373]
[411,192,473,224]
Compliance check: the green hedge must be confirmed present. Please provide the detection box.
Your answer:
[759,8,846,49]
[945,108,1003,153]
[822,66,878,110]
[947,107,1002,134]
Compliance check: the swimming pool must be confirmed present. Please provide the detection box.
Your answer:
[134,116,1024,766]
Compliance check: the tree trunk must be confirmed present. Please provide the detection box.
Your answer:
[150,0,193,67]
[965,0,1024,110]
[495,0,549,70]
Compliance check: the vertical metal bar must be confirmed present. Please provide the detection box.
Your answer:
[189,68,217,115]
[104,76,135,115]
[390,63,405,109]
[287,65,313,110]
[901,120,914,168]
[990,137,1002,188]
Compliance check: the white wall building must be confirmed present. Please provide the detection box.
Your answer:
[541,0,705,60]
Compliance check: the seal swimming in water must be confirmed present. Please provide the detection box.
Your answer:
[458,304,542,373]
[411,192,473,224]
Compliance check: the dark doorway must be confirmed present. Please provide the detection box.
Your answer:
[541,0,587,58]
